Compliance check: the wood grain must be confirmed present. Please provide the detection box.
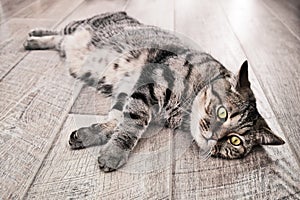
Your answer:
[173,0,300,199]
[0,51,82,199]
[24,115,172,199]
[70,86,111,115]
[0,0,36,24]
[0,1,86,198]
[125,0,174,31]
[13,0,84,20]
[57,0,128,26]
[263,0,300,40]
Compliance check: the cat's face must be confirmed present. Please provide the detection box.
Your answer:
[191,61,285,158]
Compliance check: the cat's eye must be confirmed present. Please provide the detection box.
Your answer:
[217,106,228,121]
[229,136,241,146]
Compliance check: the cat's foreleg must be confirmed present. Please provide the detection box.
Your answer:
[68,92,128,149]
[97,85,158,172]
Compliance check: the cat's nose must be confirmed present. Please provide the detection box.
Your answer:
[216,129,231,140]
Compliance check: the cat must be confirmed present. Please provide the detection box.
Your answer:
[24,11,285,172]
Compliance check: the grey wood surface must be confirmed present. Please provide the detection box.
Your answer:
[0,0,84,198]
[25,115,172,199]
[0,0,299,199]
[263,0,300,40]
[0,0,37,23]
[0,52,81,199]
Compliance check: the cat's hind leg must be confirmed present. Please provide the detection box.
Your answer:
[23,35,63,50]
[28,28,59,37]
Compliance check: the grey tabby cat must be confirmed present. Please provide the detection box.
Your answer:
[24,11,285,172]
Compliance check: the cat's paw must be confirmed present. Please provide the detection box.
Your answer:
[98,141,130,172]
[69,122,115,149]
[23,37,40,50]
[97,84,113,96]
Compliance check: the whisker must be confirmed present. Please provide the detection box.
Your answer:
[199,149,212,161]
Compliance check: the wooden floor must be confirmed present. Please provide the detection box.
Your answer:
[0,0,299,199]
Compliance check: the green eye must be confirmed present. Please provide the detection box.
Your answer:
[229,136,241,146]
[217,106,228,121]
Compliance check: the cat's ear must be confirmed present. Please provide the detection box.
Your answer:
[236,60,251,90]
[255,116,285,145]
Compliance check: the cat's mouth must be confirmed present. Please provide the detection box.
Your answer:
[198,139,217,159]
[197,129,232,158]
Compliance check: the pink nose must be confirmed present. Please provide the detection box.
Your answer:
[216,128,231,140]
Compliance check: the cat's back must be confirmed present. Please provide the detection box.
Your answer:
[80,12,192,53]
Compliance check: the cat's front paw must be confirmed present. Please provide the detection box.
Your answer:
[69,122,115,149]
[69,130,85,149]
[98,141,130,172]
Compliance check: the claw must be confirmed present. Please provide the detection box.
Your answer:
[98,158,105,168]
[103,167,112,172]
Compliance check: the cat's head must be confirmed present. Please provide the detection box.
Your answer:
[191,60,285,158]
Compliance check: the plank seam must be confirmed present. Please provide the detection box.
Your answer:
[50,0,86,28]
[21,82,83,200]
[0,0,40,25]
[0,52,29,82]
[261,0,300,42]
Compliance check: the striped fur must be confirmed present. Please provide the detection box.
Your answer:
[24,12,285,172]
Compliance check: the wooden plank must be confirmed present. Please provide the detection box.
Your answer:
[55,0,128,29]
[125,0,174,30]
[70,86,111,115]
[173,0,300,199]
[220,0,300,163]
[0,0,86,198]
[263,0,300,40]
[0,51,82,199]
[0,0,37,24]
[24,115,172,199]
[14,0,84,20]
